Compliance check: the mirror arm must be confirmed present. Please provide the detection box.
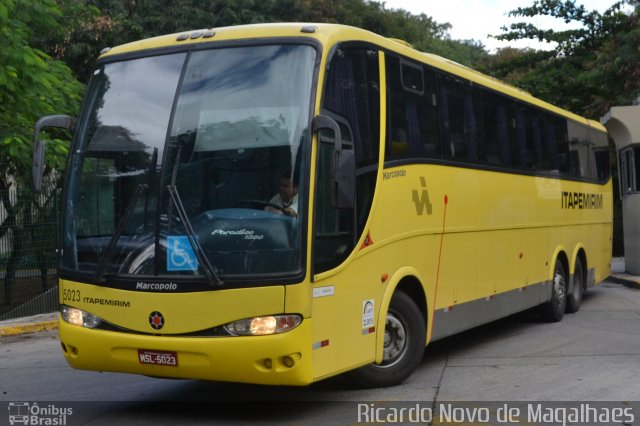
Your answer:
[33,115,76,147]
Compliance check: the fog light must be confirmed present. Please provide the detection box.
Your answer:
[223,314,302,336]
[283,356,294,368]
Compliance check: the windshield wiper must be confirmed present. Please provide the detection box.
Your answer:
[166,184,223,287]
[161,133,222,287]
[95,183,147,282]
[143,147,158,228]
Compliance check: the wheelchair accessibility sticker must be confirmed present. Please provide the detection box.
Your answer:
[167,236,199,271]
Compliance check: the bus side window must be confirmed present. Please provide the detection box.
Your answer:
[567,120,590,178]
[386,55,440,159]
[591,129,610,182]
[481,90,515,167]
[542,115,569,173]
[515,108,534,169]
[386,55,410,156]
[440,77,463,159]
[439,76,482,163]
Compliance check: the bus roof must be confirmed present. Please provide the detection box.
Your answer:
[100,23,606,132]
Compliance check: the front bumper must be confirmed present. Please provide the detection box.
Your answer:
[59,315,313,386]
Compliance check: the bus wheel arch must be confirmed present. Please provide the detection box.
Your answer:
[541,251,569,322]
[566,248,587,313]
[348,274,427,388]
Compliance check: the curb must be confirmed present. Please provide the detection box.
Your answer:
[0,320,58,337]
[0,314,59,337]
[608,274,640,290]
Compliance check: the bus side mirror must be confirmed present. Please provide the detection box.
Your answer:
[313,115,355,209]
[32,140,46,193]
[32,115,76,192]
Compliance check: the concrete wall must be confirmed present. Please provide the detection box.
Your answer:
[602,102,640,274]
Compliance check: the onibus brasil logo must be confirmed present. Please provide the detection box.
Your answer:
[7,402,73,425]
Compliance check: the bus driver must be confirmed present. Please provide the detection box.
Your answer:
[265,169,299,217]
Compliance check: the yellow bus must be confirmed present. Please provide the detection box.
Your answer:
[33,23,612,387]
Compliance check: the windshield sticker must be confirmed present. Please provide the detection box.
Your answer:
[167,236,199,271]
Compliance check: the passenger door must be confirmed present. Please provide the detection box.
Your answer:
[311,45,381,379]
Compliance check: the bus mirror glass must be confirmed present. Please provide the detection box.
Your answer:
[331,149,355,208]
[32,139,45,193]
[313,115,355,208]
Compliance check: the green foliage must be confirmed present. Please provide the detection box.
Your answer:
[497,0,627,56]
[0,0,86,304]
[485,0,639,119]
[48,0,487,81]
[0,0,84,189]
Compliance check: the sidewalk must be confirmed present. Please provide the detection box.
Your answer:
[1,258,638,338]
[609,257,640,289]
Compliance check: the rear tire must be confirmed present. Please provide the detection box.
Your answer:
[566,257,584,313]
[540,260,567,322]
[349,291,425,388]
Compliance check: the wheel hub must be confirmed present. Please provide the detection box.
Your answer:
[554,271,566,304]
[382,313,407,365]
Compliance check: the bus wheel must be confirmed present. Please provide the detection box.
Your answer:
[540,260,567,322]
[349,291,425,388]
[566,257,584,313]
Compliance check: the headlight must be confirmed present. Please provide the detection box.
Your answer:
[223,314,302,336]
[61,305,102,329]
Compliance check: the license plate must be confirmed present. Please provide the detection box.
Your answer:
[138,349,178,367]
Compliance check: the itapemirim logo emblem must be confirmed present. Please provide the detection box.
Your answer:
[149,311,165,330]
[7,402,73,425]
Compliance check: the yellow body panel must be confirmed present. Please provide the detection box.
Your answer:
[309,163,611,378]
[59,279,285,334]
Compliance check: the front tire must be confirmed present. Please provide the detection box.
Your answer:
[349,291,425,388]
[540,260,567,322]
[566,257,584,313]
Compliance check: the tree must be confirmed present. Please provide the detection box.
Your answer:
[485,0,638,118]
[49,0,488,82]
[0,0,85,305]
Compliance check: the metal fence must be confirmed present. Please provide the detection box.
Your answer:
[0,188,60,320]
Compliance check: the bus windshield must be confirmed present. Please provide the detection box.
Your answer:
[63,44,316,283]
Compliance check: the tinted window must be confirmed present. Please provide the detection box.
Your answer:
[440,75,482,162]
[381,54,606,184]
[386,56,440,159]
[567,120,590,178]
[482,90,515,167]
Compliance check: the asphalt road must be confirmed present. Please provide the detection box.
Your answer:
[1,280,639,425]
